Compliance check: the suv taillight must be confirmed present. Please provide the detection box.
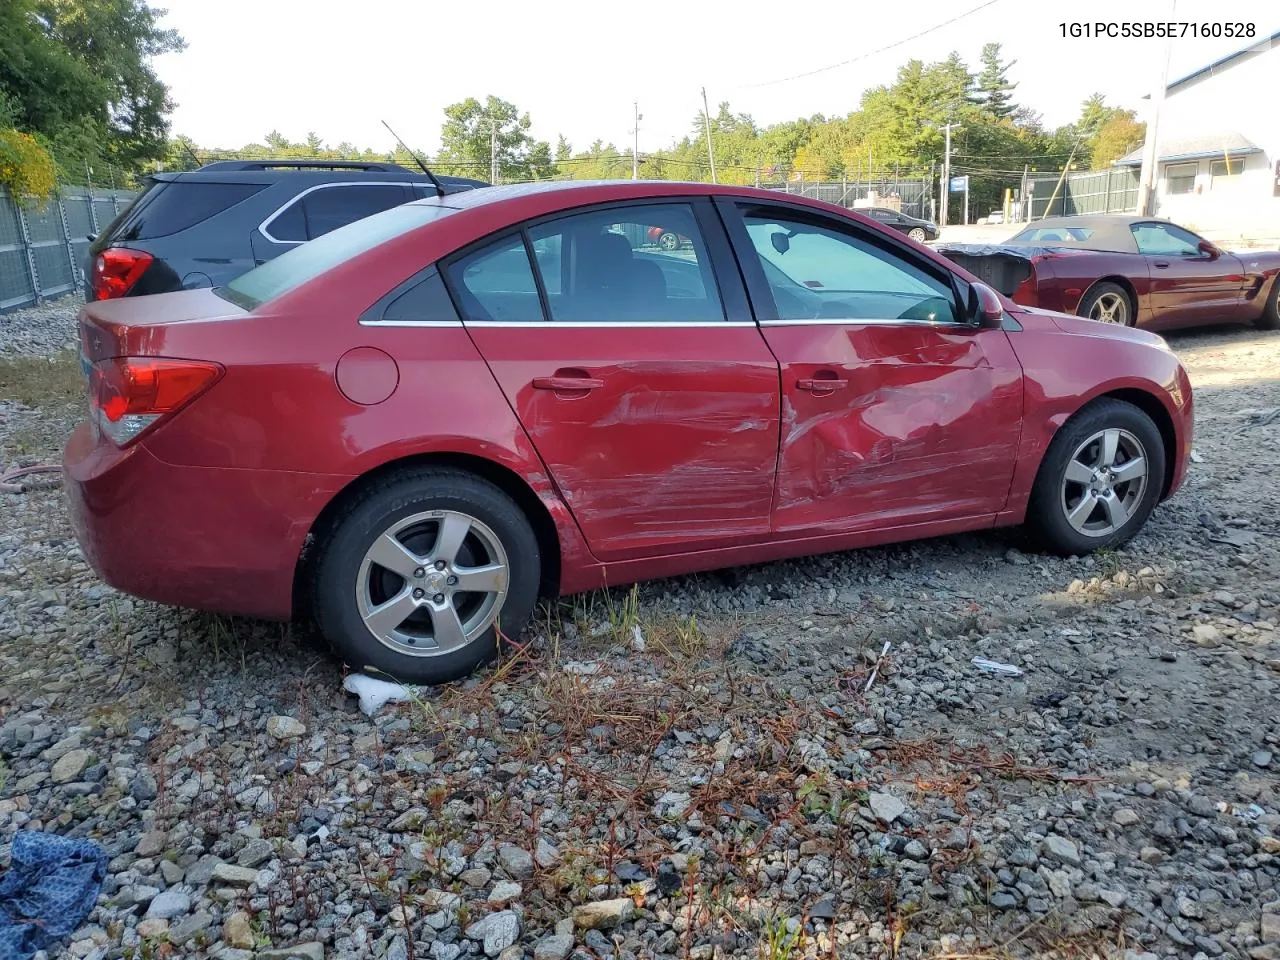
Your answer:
[90,357,223,446]
[91,248,154,300]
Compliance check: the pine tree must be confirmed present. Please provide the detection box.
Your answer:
[978,42,1018,119]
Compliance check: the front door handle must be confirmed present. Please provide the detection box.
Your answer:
[1153,261,1170,269]
[797,374,848,394]
[532,376,604,391]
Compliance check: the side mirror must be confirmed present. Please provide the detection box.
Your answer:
[1198,240,1219,259]
[968,281,1005,328]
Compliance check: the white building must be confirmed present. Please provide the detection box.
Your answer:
[1117,30,1279,241]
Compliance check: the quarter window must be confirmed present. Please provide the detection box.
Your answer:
[525,203,726,323]
[444,234,544,322]
[264,184,410,242]
[738,207,960,323]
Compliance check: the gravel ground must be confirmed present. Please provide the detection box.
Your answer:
[2,294,1279,960]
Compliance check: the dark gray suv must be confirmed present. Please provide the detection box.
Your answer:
[85,159,488,301]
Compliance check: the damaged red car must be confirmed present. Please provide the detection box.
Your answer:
[64,181,1195,684]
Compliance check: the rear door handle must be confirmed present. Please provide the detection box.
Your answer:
[533,376,604,391]
[797,376,848,393]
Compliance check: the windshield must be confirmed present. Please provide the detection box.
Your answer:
[221,201,459,309]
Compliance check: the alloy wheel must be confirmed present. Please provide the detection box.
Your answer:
[1059,428,1149,538]
[908,227,927,242]
[1089,292,1129,324]
[355,509,509,656]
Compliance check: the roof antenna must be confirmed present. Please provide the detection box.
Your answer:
[381,119,446,197]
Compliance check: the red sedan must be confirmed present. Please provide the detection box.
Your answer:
[64,181,1195,684]
[936,214,1280,332]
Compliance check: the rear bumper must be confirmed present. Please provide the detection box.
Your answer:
[63,422,348,620]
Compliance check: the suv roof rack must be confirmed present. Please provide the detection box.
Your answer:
[196,159,416,173]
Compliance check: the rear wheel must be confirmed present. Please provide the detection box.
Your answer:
[1257,279,1280,330]
[658,231,680,251]
[907,227,927,242]
[1078,282,1133,326]
[1024,399,1166,555]
[312,469,541,685]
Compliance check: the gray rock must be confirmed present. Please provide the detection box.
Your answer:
[236,838,274,868]
[991,892,1018,910]
[1041,834,1081,865]
[465,910,521,957]
[534,934,574,960]
[489,881,522,902]
[134,829,168,858]
[1113,809,1140,826]
[1261,903,1280,943]
[265,715,305,739]
[497,844,534,879]
[460,866,493,888]
[185,855,223,886]
[159,860,185,885]
[572,898,635,930]
[388,807,431,832]
[144,889,191,920]
[1255,750,1274,769]
[211,863,260,887]
[256,944,325,960]
[534,837,560,869]
[430,943,463,960]
[51,749,90,783]
[868,791,907,824]
[168,910,213,945]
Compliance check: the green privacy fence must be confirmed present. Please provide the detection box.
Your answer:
[0,184,138,314]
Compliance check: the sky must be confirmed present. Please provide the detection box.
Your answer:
[149,0,1280,158]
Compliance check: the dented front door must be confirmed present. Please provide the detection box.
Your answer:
[445,200,782,562]
[717,198,1024,536]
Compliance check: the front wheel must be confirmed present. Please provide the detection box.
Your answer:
[1024,399,1166,555]
[907,227,927,242]
[312,469,541,685]
[658,231,680,251]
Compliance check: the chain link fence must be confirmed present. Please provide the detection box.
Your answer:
[1,183,138,314]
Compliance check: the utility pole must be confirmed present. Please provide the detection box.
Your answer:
[1137,0,1176,216]
[1020,164,1030,221]
[631,101,642,180]
[489,116,498,185]
[939,122,960,227]
[700,86,718,184]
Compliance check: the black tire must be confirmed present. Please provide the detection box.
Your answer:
[312,468,541,685]
[907,227,927,243]
[1257,279,1280,330]
[1024,398,1166,555]
[658,232,680,251]
[1077,281,1134,326]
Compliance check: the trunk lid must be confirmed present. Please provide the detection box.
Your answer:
[78,288,248,363]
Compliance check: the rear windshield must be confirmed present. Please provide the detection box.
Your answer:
[219,201,458,310]
[1008,226,1096,243]
[105,179,267,241]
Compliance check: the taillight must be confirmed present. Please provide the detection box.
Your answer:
[89,357,223,446]
[91,248,154,300]
[1012,272,1038,307]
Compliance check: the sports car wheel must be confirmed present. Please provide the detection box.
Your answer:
[1078,282,1133,326]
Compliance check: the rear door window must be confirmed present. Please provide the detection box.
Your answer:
[262,184,411,243]
[107,181,268,241]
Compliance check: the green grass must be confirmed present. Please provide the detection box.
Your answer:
[0,352,84,409]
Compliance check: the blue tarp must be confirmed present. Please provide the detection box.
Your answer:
[0,831,108,960]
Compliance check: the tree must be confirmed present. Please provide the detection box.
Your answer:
[0,0,184,172]
[977,42,1017,119]
[1091,113,1145,166]
[437,95,555,182]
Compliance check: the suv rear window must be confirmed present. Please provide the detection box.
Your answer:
[106,180,268,241]
[220,201,458,310]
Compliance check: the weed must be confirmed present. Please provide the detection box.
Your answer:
[758,915,800,960]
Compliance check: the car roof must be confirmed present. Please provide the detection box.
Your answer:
[149,161,488,189]
[1004,214,1179,253]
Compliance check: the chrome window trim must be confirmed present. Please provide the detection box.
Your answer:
[257,181,420,245]
[357,319,759,328]
[758,317,972,329]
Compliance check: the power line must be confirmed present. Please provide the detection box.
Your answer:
[741,0,1004,89]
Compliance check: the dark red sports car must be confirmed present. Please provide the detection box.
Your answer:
[64,181,1194,684]
[936,214,1280,332]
